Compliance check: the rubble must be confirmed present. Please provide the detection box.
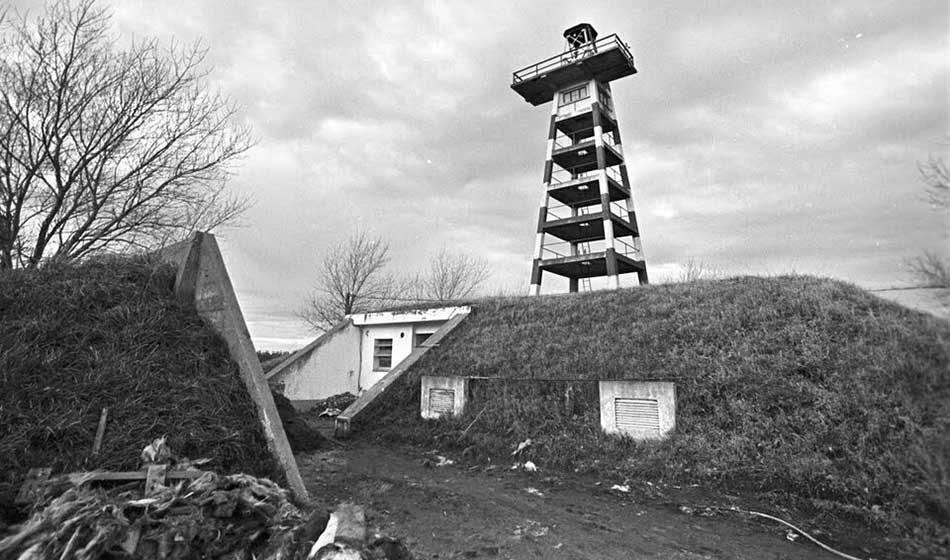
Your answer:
[0,441,415,560]
[0,470,310,559]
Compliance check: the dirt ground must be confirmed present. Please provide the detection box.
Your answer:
[296,438,905,560]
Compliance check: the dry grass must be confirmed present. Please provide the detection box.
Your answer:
[365,275,950,554]
[0,256,280,522]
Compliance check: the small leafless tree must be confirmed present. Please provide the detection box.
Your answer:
[920,155,950,211]
[909,155,950,289]
[299,231,398,332]
[0,0,251,269]
[409,248,490,302]
[909,251,950,288]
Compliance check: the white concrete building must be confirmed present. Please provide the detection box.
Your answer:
[266,306,469,410]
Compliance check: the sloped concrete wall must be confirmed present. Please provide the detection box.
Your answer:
[267,320,362,407]
[157,233,308,503]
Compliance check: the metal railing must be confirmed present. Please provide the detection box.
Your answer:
[615,237,643,260]
[552,127,620,152]
[540,237,642,261]
[549,166,623,186]
[609,200,628,216]
[544,204,631,229]
[512,35,633,83]
[546,202,596,221]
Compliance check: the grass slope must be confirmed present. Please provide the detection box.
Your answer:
[367,276,950,552]
[0,257,280,520]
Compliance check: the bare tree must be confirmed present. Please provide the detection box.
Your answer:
[909,155,950,289]
[410,248,490,302]
[0,0,251,269]
[909,251,950,288]
[299,231,398,332]
[920,155,950,211]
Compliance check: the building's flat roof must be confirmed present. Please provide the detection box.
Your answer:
[348,306,471,326]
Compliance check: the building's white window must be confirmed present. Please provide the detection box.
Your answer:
[373,338,393,370]
[414,333,432,347]
[558,85,589,106]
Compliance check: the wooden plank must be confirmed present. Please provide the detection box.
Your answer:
[144,464,167,496]
[65,470,206,484]
[14,468,209,506]
[91,407,109,456]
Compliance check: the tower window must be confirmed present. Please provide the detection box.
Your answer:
[558,85,589,106]
[373,338,393,370]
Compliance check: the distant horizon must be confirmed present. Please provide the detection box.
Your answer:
[244,278,950,352]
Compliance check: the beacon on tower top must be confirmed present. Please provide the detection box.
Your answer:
[511,23,637,106]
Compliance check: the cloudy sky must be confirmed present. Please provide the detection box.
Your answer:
[15,1,948,349]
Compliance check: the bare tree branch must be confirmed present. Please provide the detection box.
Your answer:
[908,251,950,289]
[919,155,950,211]
[0,0,252,269]
[298,231,399,332]
[909,155,950,290]
[409,248,490,302]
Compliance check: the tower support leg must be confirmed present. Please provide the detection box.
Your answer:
[529,258,543,296]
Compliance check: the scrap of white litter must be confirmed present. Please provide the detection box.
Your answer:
[435,456,454,466]
[511,438,532,455]
[308,512,339,559]
[524,487,544,497]
[610,484,630,493]
[524,461,538,472]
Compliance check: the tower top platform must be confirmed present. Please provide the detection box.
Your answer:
[511,29,637,106]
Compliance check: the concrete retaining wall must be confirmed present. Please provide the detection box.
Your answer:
[156,232,308,503]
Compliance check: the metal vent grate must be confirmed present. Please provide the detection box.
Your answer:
[614,397,660,432]
[429,389,455,415]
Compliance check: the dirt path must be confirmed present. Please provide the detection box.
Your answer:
[296,441,887,560]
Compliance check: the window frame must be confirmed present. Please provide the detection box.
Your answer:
[373,338,393,371]
[558,84,589,107]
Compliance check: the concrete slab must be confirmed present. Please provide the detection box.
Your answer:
[420,376,468,419]
[157,233,308,503]
[599,380,675,440]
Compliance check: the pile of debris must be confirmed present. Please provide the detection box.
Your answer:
[0,440,414,559]
[1,471,308,559]
[0,437,311,559]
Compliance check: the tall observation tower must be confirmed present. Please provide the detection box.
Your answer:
[512,24,648,296]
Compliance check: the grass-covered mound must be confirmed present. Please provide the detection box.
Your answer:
[0,257,280,521]
[366,276,950,551]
